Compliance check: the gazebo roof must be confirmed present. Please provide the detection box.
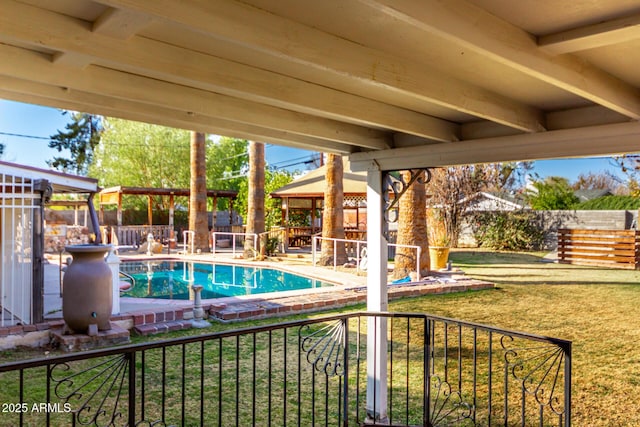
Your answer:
[271,158,366,199]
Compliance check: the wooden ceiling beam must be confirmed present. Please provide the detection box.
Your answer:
[0,0,456,143]
[0,77,355,154]
[93,0,545,133]
[46,6,152,69]
[92,7,153,39]
[360,0,640,119]
[0,43,387,150]
[350,122,640,171]
[539,13,640,54]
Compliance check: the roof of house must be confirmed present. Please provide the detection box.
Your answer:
[574,188,613,202]
[461,191,528,210]
[0,160,98,193]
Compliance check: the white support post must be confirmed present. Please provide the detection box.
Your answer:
[366,166,389,423]
[106,246,120,315]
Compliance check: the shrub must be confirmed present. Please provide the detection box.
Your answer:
[575,195,640,210]
[471,211,544,251]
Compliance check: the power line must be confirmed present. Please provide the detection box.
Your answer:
[269,154,315,166]
[0,131,50,140]
[271,158,317,170]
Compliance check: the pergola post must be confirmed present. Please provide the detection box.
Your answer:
[116,192,123,226]
[147,195,153,226]
[168,193,175,230]
[212,195,218,231]
[366,167,388,422]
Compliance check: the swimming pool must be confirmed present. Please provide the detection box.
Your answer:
[120,260,333,300]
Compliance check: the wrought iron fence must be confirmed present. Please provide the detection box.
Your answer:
[0,312,571,426]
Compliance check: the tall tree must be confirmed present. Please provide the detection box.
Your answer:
[572,171,626,194]
[428,166,485,247]
[319,154,347,265]
[244,141,265,258]
[427,164,527,247]
[393,170,429,279]
[189,131,209,251]
[527,176,579,210]
[236,167,294,229]
[49,112,102,175]
[90,118,191,214]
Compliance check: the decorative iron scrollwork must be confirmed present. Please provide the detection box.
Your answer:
[50,355,129,426]
[430,375,474,426]
[383,168,432,237]
[501,335,567,416]
[299,320,346,377]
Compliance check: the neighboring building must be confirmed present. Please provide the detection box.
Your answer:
[462,191,528,212]
[0,161,99,326]
[573,189,613,203]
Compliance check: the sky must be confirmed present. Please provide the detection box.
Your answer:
[0,99,629,184]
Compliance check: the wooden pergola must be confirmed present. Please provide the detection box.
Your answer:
[98,185,238,229]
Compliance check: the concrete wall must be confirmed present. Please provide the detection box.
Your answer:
[540,210,636,231]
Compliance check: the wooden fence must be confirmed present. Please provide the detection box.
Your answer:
[557,228,640,269]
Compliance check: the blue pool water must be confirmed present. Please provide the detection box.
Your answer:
[121,260,333,300]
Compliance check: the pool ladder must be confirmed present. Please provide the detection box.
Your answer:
[119,271,136,293]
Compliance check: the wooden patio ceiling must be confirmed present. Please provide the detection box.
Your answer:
[1,0,640,172]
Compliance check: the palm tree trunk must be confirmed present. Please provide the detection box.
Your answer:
[245,141,265,259]
[393,170,430,279]
[320,154,347,265]
[189,131,209,251]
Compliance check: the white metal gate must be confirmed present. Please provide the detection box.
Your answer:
[0,172,37,326]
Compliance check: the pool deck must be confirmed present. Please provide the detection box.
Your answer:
[42,250,494,333]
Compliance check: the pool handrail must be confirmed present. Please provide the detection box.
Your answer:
[312,235,422,279]
[211,231,258,257]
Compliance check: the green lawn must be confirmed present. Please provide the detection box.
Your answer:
[387,249,640,427]
[109,250,640,425]
[1,249,638,426]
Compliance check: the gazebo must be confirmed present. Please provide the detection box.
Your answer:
[270,158,367,246]
[98,185,238,247]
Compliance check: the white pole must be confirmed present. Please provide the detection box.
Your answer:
[106,246,120,315]
[312,236,317,266]
[366,167,388,423]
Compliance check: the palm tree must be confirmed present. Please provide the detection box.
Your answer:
[244,141,265,258]
[319,153,347,265]
[393,170,430,280]
[189,131,209,251]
